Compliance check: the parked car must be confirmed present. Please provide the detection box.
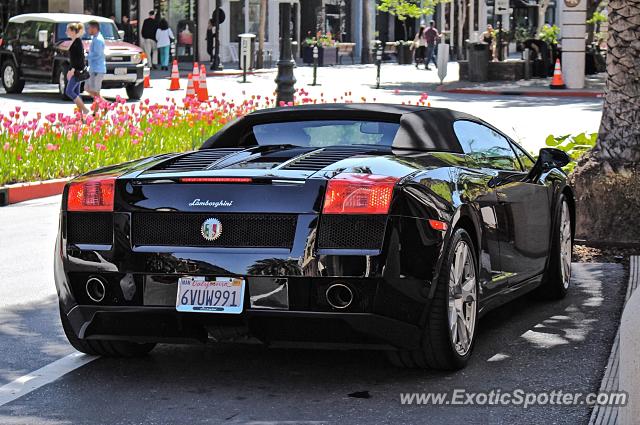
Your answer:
[0,13,149,99]
[55,104,574,370]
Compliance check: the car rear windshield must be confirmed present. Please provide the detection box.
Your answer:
[56,22,120,41]
[251,120,400,148]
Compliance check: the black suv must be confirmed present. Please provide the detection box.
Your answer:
[0,13,150,99]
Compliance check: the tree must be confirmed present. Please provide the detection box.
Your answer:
[362,0,373,63]
[377,0,442,40]
[257,0,267,68]
[536,0,551,34]
[456,0,467,58]
[586,0,606,44]
[571,0,640,243]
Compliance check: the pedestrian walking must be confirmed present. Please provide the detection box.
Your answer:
[412,25,427,69]
[64,22,90,117]
[424,20,440,70]
[119,15,135,44]
[141,10,158,69]
[206,19,215,70]
[86,20,106,109]
[156,18,174,71]
[481,24,496,60]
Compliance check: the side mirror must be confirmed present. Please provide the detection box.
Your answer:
[526,147,570,182]
[538,147,570,171]
[118,30,125,39]
[38,30,49,48]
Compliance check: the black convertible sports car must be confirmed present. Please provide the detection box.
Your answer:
[55,104,574,370]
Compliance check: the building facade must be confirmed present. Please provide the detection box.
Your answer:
[0,0,563,66]
[0,0,376,65]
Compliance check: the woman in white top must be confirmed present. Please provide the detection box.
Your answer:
[155,19,174,70]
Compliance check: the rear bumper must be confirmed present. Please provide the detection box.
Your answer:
[64,305,422,350]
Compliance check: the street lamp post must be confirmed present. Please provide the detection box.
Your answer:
[275,2,296,106]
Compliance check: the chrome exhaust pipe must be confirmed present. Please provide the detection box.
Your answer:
[86,277,106,303]
[326,283,354,309]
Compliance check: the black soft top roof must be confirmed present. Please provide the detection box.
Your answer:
[201,104,485,152]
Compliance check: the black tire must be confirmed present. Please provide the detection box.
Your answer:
[125,82,144,100]
[386,227,479,370]
[59,305,156,357]
[1,60,25,94]
[538,194,572,300]
[57,64,69,100]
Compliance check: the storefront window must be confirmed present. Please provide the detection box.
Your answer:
[230,0,244,42]
[156,0,196,61]
[0,0,47,31]
[248,0,267,41]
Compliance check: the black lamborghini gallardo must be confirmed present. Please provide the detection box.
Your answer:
[55,104,574,370]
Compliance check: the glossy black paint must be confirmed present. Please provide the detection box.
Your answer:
[55,105,574,350]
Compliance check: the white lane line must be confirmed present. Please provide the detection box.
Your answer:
[0,352,98,407]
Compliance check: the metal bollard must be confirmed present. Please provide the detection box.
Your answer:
[311,44,319,86]
[375,42,383,89]
[524,48,531,80]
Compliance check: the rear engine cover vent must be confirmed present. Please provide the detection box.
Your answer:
[282,146,388,171]
[152,148,244,172]
[67,212,113,245]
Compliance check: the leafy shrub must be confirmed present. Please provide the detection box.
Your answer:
[538,24,560,45]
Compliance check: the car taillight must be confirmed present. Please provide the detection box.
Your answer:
[67,177,116,211]
[0,38,4,47]
[323,173,399,214]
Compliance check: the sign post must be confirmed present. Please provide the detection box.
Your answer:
[238,33,255,83]
[437,43,449,84]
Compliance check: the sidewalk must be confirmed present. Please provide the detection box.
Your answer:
[438,72,605,98]
[154,61,605,98]
[591,256,640,425]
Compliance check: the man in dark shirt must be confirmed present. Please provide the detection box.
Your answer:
[141,10,158,69]
[424,20,440,70]
[119,15,135,44]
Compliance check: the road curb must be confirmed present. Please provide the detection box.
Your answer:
[589,256,639,425]
[0,178,69,206]
[436,86,604,98]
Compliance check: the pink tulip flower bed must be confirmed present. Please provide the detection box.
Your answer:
[0,91,430,186]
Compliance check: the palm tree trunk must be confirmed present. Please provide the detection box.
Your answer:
[571,0,640,242]
[536,0,550,35]
[457,0,467,59]
[257,0,267,68]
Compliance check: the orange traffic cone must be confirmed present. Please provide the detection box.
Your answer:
[191,62,199,92]
[168,60,180,91]
[185,73,196,98]
[198,64,209,101]
[549,59,566,89]
[144,74,152,88]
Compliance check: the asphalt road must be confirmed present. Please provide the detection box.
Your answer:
[0,63,603,153]
[0,196,627,424]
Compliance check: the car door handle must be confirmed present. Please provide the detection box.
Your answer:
[497,192,508,203]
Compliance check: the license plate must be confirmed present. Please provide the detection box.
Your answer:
[176,276,245,314]
[114,67,127,75]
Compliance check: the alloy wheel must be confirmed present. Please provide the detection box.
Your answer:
[447,240,477,356]
[3,65,15,88]
[559,201,572,289]
[59,70,66,95]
